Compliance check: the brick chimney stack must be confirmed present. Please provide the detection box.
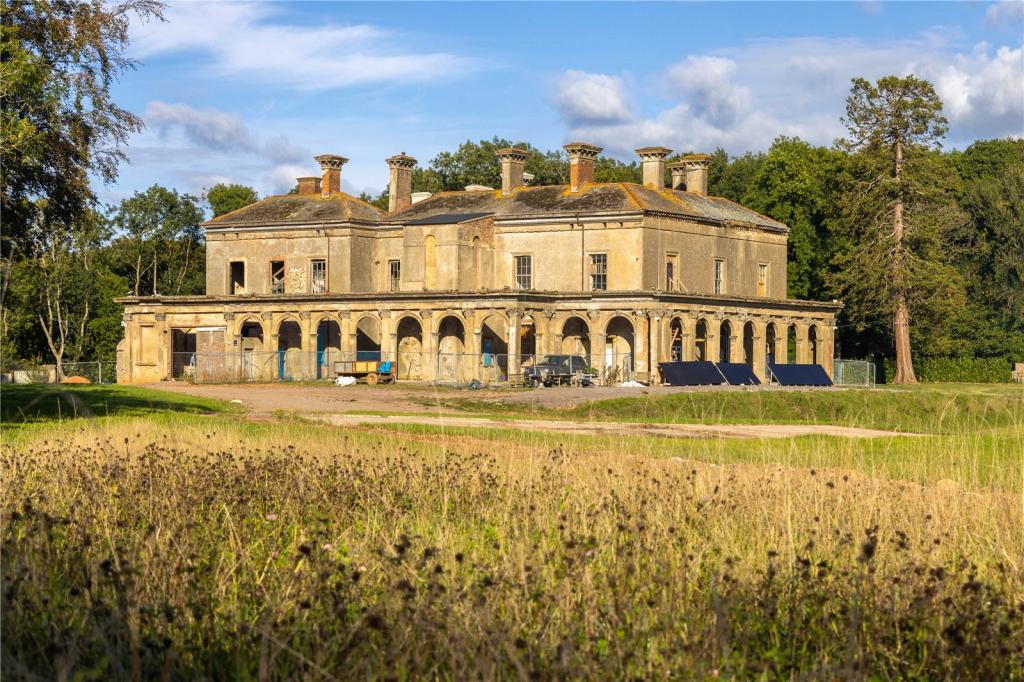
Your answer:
[495,147,528,195]
[386,152,417,212]
[635,146,672,190]
[314,154,347,197]
[563,142,602,193]
[296,176,321,196]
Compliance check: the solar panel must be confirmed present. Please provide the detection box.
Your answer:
[659,361,727,386]
[768,363,833,386]
[717,363,761,385]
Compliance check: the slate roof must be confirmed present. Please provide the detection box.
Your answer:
[202,183,786,233]
[406,212,493,225]
[385,183,787,232]
[204,192,384,228]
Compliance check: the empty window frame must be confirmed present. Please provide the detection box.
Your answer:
[270,260,285,294]
[514,255,532,290]
[590,253,608,291]
[666,253,679,291]
[757,263,769,297]
[714,259,725,295]
[388,260,401,291]
[229,261,245,294]
[310,259,327,293]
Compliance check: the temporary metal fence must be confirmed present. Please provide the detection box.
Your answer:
[59,361,117,384]
[832,359,876,387]
[171,350,637,387]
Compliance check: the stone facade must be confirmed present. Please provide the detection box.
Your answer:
[117,144,840,384]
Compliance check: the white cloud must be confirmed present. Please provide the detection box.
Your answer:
[934,43,1024,139]
[554,70,632,125]
[665,56,751,127]
[144,101,308,164]
[986,0,1024,27]
[552,35,1024,159]
[130,2,470,90]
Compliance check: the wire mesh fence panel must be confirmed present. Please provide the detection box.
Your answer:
[833,359,876,387]
[61,361,116,384]
[433,351,636,388]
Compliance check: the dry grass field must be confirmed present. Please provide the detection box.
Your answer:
[2,384,1022,679]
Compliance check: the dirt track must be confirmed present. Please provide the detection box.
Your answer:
[147,381,904,440]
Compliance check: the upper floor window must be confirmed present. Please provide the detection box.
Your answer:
[229,261,245,294]
[590,253,607,291]
[714,259,725,295]
[514,255,532,290]
[666,253,679,291]
[270,260,285,294]
[757,263,768,297]
[310,259,326,293]
[388,260,401,291]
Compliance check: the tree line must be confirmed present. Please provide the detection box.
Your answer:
[2,1,1021,380]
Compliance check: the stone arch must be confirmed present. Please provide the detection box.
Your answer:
[355,315,382,361]
[695,318,709,362]
[742,321,755,366]
[765,322,778,366]
[277,320,303,380]
[669,316,684,361]
[396,315,424,380]
[519,314,537,358]
[560,316,591,356]
[479,312,509,379]
[604,315,635,380]
[315,318,342,379]
[239,319,264,343]
[424,234,437,290]
[436,315,466,383]
[809,324,819,365]
[719,319,733,363]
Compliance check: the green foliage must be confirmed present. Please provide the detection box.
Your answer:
[743,137,841,299]
[0,0,165,254]
[359,190,390,211]
[881,357,1013,383]
[205,183,257,217]
[106,184,205,296]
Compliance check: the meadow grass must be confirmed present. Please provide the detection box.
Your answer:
[3,392,1022,679]
[431,383,1024,435]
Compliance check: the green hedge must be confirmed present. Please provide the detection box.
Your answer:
[881,357,1013,383]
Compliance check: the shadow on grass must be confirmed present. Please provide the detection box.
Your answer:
[1,384,237,425]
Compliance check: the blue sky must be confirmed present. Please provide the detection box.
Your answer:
[108,0,1024,206]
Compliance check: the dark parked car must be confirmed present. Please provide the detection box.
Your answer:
[523,355,593,387]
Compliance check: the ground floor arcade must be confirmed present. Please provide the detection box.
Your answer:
[117,292,840,385]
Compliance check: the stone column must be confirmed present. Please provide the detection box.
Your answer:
[590,315,607,381]
[728,324,742,364]
[682,317,697,361]
[820,324,836,377]
[706,321,720,363]
[775,324,788,365]
[634,312,649,378]
[794,323,810,364]
[507,309,521,381]
[380,313,395,363]
[752,320,768,382]
[300,313,315,380]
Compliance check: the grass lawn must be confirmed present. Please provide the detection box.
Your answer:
[0,383,238,430]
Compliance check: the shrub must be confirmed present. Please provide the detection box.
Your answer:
[881,357,1012,383]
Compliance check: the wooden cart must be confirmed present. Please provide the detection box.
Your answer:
[333,360,396,385]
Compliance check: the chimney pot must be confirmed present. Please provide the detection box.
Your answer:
[315,154,347,197]
[495,147,528,195]
[563,142,602,192]
[635,146,672,190]
[386,152,417,212]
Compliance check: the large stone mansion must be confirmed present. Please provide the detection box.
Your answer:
[116,143,840,384]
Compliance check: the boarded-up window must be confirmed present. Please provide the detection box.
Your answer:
[714,259,725,295]
[757,263,768,297]
[137,325,157,365]
[424,235,437,289]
